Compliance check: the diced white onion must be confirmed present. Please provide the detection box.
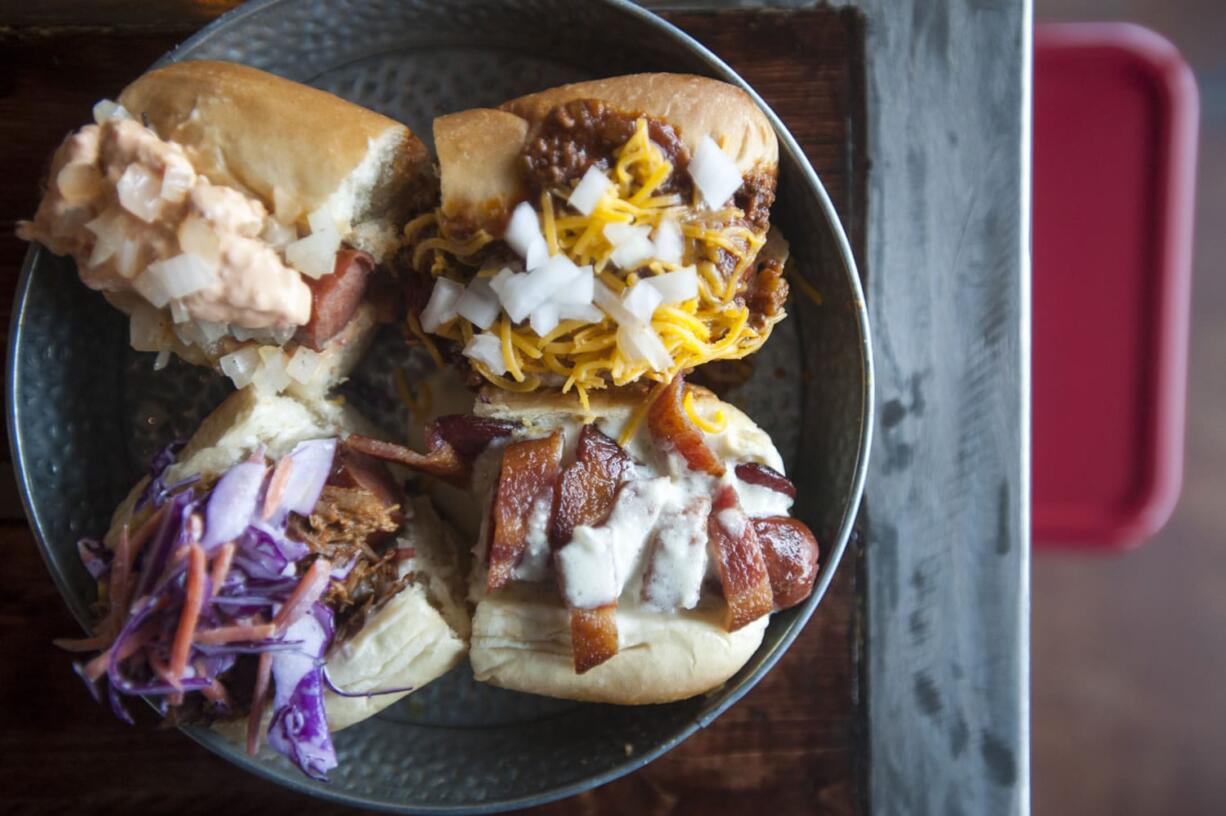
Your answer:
[286,346,323,384]
[133,253,216,308]
[160,162,194,203]
[463,333,507,376]
[568,166,612,216]
[116,163,163,223]
[269,324,296,347]
[197,320,228,345]
[419,277,464,333]
[611,233,655,271]
[505,202,545,260]
[253,347,292,392]
[557,303,604,323]
[526,236,550,270]
[153,350,171,371]
[690,135,743,209]
[603,223,650,246]
[219,346,261,389]
[494,254,584,324]
[284,222,340,279]
[593,280,638,326]
[56,163,103,205]
[230,325,258,342]
[307,205,337,235]
[530,302,560,337]
[553,264,595,305]
[617,323,672,372]
[652,218,684,265]
[129,304,168,352]
[169,299,190,324]
[85,208,124,266]
[114,239,143,279]
[644,266,699,304]
[622,280,663,324]
[261,218,298,250]
[177,217,221,265]
[454,277,501,330]
[91,99,129,124]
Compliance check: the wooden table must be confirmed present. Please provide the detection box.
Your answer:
[0,2,1030,814]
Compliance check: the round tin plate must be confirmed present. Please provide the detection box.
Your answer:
[6,0,872,811]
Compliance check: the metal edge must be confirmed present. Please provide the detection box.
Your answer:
[7,1,875,812]
[7,245,96,632]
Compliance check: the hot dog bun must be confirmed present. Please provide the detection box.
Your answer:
[21,61,435,394]
[107,387,469,730]
[119,60,434,261]
[463,386,785,705]
[436,73,777,235]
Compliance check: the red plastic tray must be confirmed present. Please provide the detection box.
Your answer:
[1032,23,1198,549]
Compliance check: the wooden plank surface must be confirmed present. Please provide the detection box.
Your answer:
[0,6,868,814]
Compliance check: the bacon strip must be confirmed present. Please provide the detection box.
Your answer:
[570,606,619,674]
[331,447,404,510]
[753,517,820,610]
[550,424,632,547]
[648,373,724,476]
[734,462,796,498]
[487,432,563,592]
[343,433,468,485]
[548,424,634,672]
[168,543,207,685]
[433,415,519,459]
[708,485,774,631]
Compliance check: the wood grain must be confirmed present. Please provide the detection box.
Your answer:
[837,1,1032,814]
[0,7,868,815]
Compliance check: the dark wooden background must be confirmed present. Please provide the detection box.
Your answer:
[0,5,867,814]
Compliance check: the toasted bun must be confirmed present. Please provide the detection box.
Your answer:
[107,387,468,729]
[119,61,434,259]
[462,385,781,704]
[473,384,784,473]
[471,587,767,705]
[501,74,777,174]
[436,73,777,234]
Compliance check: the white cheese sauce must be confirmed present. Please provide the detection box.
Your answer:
[513,492,555,582]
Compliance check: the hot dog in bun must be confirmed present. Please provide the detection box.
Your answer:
[20,60,435,395]
[58,387,468,779]
[342,373,818,704]
[403,74,788,410]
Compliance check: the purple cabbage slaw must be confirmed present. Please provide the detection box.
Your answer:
[70,438,346,780]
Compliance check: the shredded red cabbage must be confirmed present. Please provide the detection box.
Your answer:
[65,438,345,780]
[134,440,188,510]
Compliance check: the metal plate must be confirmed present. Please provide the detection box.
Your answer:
[6,0,872,811]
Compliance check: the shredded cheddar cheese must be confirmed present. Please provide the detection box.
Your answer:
[406,117,783,397]
[683,388,727,434]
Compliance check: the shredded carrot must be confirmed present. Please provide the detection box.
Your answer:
[208,542,236,598]
[262,457,294,520]
[102,523,135,639]
[195,621,277,645]
[168,544,207,685]
[273,558,332,630]
[247,652,273,756]
[128,503,169,560]
[83,621,158,682]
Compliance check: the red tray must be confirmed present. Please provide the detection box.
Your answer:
[1032,23,1198,549]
